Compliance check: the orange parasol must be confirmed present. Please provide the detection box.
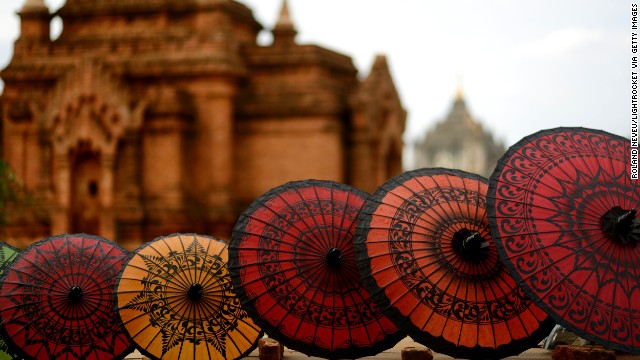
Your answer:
[114,233,263,360]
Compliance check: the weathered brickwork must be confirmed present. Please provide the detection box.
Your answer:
[1,0,406,249]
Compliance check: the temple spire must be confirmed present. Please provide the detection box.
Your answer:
[276,0,293,28]
[447,82,473,126]
[21,0,47,11]
[18,0,50,43]
[455,74,464,101]
[272,0,297,46]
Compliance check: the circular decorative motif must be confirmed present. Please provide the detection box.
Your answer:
[115,233,262,360]
[387,183,504,288]
[0,234,133,360]
[254,198,368,317]
[230,180,403,359]
[488,127,640,354]
[355,168,554,359]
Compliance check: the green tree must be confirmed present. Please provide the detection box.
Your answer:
[0,160,23,227]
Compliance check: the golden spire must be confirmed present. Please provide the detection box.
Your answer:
[455,74,464,101]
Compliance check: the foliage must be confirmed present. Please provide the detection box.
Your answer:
[0,160,23,227]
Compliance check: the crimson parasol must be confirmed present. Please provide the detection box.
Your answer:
[355,168,554,359]
[488,127,640,354]
[0,234,133,360]
[229,180,404,359]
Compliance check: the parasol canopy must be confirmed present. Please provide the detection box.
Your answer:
[114,233,262,360]
[0,234,133,360]
[0,241,19,272]
[0,241,20,360]
[229,180,404,359]
[355,168,555,359]
[487,127,640,354]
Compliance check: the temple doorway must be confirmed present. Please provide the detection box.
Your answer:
[70,150,101,235]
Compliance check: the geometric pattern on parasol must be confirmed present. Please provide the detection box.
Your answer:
[229,180,404,359]
[355,168,555,359]
[0,241,19,273]
[114,233,263,360]
[487,127,640,354]
[0,241,20,360]
[0,234,133,360]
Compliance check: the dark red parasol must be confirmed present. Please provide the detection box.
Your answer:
[487,127,640,354]
[229,180,404,359]
[0,234,133,360]
[355,168,554,359]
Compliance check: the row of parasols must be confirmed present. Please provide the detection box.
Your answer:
[0,127,637,360]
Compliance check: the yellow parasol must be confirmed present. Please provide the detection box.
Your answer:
[115,233,262,360]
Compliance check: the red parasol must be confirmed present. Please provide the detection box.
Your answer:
[355,168,555,359]
[0,234,133,360]
[229,180,404,359]
[487,127,640,354]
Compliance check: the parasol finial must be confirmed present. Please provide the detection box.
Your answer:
[601,206,640,245]
[187,283,204,301]
[68,286,83,304]
[453,228,490,263]
[326,247,342,268]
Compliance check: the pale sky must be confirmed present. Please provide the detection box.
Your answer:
[0,0,630,166]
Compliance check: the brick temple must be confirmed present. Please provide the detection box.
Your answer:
[0,0,406,249]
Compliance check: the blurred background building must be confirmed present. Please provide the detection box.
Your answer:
[0,0,406,249]
[412,89,505,178]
